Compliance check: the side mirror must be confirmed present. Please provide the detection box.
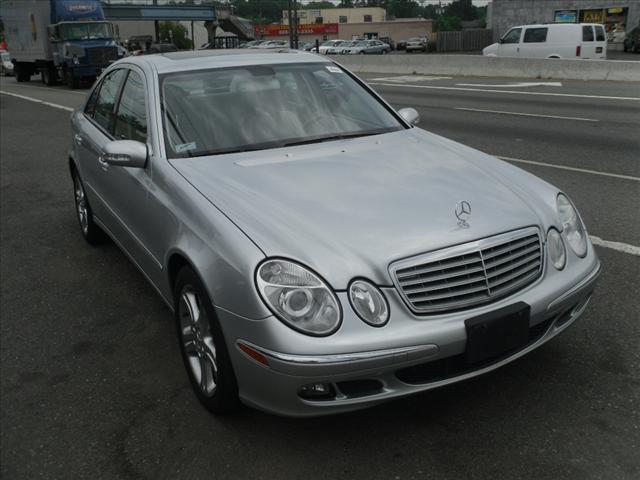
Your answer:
[398,107,420,125]
[499,38,504,44]
[103,140,147,168]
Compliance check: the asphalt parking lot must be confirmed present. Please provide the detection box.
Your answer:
[1,72,639,479]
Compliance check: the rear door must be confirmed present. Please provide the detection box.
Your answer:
[594,24,607,58]
[498,27,522,57]
[521,27,548,58]
[581,25,596,58]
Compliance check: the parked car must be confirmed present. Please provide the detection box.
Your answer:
[144,43,179,54]
[623,26,640,53]
[241,40,267,49]
[483,23,607,59]
[406,37,428,53]
[257,40,289,49]
[343,39,391,55]
[379,37,395,50]
[327,40,357,54]
[396,39,407,51]
[318,40,348,54]
[0,51,14,76]
[69,50,600,417]
[300,42,316,51]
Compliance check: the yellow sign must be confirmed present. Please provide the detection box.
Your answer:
[581,9,604,23]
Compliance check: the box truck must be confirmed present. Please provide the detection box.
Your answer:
[2,0,121,88]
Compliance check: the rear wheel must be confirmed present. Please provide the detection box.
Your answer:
[15,64,30,82]
[65,69,80,89]
[41,65,57,86]
[174,267,240,414]
[71,168,104,244]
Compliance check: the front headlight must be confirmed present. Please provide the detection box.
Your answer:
[547,228,566,270]
[557,194,587,257]
[256,259,341,336]
[349,280,389,327]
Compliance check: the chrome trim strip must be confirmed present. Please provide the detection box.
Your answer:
[547,261,601,312]
[236,340,438,365]
[389,226,542,314]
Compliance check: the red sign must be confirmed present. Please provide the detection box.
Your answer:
[255,23,339,37]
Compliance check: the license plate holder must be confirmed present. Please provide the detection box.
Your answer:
[465,302,530,365]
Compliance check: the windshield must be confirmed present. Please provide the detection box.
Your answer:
[60,22,112,41]
[161,63,404,158]
[1,53,10,62]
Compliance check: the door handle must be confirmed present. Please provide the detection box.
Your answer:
[98,154,109,170]
[74,134,83,145]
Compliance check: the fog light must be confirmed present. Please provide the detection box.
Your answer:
[298,382,335,400]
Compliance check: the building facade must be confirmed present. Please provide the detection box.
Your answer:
[488,0,640,48]
[282,7,386,25]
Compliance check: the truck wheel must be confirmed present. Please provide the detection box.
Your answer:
[65,71,80,89]
[15,65,30,82]
[41,66,57,86]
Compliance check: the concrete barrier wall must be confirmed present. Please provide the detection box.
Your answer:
[334,55,640,81]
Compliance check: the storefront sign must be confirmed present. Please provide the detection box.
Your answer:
[580,9,604,23]
[554,10,577,23]
[255,23,339,37]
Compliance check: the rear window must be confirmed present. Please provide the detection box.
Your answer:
[595,25,605,41]
[523,28,548,43]
[582,26,594,42]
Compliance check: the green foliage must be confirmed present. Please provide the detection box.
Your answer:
[387,0,419,19]
[438,16,462,32]
[443,0,480,22]
[305,1,336,8]
[158,21,193,49]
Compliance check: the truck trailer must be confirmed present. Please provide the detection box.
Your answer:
[2,0,121,88]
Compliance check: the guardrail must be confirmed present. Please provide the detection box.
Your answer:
[335,54,640,81]
[437,29,493,52]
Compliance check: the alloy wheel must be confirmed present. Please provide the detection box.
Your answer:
[179,286,218,396]
[73,175,89,234]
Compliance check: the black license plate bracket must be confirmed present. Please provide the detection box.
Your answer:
[465,302,530,365]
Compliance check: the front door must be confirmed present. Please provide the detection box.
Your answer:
[498,27,522,57]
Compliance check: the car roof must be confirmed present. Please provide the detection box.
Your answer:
[123,49,331,74]
[512,23,603,29]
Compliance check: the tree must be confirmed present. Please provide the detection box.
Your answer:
[387,0,419,19]
[438,16,462,31]
[159,21,193,49]
[305,1,336,8]
[444,0,478,22]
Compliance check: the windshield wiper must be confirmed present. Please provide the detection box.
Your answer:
[283,132,380,147]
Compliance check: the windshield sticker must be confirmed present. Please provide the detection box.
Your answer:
[175,142,196,153]
[326,66,343,73]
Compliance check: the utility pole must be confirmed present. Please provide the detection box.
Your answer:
[293,0,299,49]
[287,0,294,48]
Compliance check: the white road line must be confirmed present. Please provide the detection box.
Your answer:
[456,107,598,122]
[0,83,86,95]
[457,82,563,88]
[0,90,74,112]
[589,235,640,256]
[371,75,452,82]
[367,82,640,101]
[497,155,639,182]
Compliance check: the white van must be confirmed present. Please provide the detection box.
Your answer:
[483,23,607,59]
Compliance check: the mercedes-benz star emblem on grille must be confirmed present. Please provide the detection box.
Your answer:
[455,201,471,228]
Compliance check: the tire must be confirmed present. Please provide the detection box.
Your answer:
[65,70,80,89]
[41,66,57,86]
[174,267,240,414]
[15,65,30,82]
[71,168,104,244]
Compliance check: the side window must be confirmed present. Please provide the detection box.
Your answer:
[364,15,372,23]
[84,83,101,117]
[595,25,605,41]
[114,71,147,143]
[502,28,522,44]
[93,69,127,133]
[582,25,594,41]
[523,28,548,43]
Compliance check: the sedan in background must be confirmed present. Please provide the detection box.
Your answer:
[69,49,600,417]
[343,39,391,54]
[406,37,428,53]
[1,51,14,76]
[327,40,358,54]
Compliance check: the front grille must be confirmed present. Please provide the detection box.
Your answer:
[87,47,118,66]
[391,228,543,314]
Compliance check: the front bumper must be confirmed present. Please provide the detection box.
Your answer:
[220,252,600,417]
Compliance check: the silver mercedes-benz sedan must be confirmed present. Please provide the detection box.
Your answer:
[69,50,600,417]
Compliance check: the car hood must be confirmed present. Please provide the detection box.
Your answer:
[171,129,560,288]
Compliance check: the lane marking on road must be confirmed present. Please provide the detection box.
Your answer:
[589,235,640,256]
[497,155,639,182]
[367,82,640,101]
[457,82,563,88]
[0,90,74,112]
[370,75,452,82]
[0,83,86,95]
[456,107,598,122]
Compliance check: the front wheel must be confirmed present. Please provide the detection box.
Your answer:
[65,70,80,89]
[174,267,240,414]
